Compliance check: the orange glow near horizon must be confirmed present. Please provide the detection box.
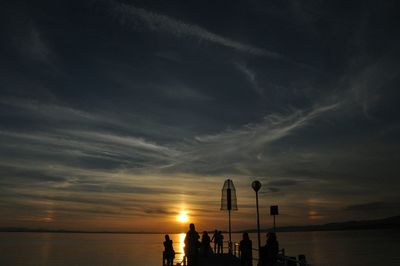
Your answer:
[177,210,189,223]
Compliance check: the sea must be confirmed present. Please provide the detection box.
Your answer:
[0,229,399,266]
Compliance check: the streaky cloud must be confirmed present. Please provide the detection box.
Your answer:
[234,62,264,95]
[0,97,340,177]
[110,1,284,58]
[164,102,341,175]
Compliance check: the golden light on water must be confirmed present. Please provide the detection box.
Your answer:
[177,210,189,223]
[175,233,186,263]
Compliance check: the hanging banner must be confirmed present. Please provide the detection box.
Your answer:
[221,179,238,211]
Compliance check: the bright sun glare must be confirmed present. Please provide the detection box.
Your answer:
[177,210,189,223]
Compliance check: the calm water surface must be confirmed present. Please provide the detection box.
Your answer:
[0,230,399,266]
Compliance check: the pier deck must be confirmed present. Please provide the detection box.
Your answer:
[198,253,241,266]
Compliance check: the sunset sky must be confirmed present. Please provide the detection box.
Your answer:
[1,0,400,232]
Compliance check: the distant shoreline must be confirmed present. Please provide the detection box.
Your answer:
[1,215,398,234]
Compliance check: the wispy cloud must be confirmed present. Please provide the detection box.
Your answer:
[0,97,340,176]
[0,97,191,141]
[26,25,51,62]
[267,179,300,187]
[345,49,400,118]
[234,62,264,95]
[152,82,214,101]
[110,1,284,58]
[166,102,341,175]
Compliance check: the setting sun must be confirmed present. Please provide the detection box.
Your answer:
[177,210,189,223]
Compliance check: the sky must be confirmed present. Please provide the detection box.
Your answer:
[1,0,400,232]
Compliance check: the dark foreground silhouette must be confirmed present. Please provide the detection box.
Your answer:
[161,224,312,266]
[239,232,252,266]
[163,234,175,266]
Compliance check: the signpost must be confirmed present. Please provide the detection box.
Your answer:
[270,205,279,232]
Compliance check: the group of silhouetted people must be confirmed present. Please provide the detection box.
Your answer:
[210,229,224,254]
[163,224,225,266]
[239,231,280,266]
[258,232,279,266]
[163,224,280,266]
[183,224,226,266]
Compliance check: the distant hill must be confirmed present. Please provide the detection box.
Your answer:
[1,215,399,234]
[244,215,400,233]
[0,228,158,234]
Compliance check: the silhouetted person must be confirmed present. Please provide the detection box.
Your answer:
[211,229,218,252]
[239,232,253,266]
[184,223,200,266]
[298,254,307,266]
[259,232,279,266]
[200,231,212,256]
[217,231,224,254]
[163,234,175,266]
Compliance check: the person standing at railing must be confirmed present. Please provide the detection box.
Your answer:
[217,231,224,254]
[239,232,253,266]
[258,232,279,266]
[211,229,218,253]
[200,231,212,257]
[266,232,279,265]
[163,235,175,266]
[184,223,200,266]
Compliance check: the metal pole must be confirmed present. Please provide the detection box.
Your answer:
[273,215,276,233]
[256,190,261,250]
[252,180,262,260]
[229,209,232,254]
[227,184,232,254]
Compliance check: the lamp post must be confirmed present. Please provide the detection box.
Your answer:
[251,180,262,253]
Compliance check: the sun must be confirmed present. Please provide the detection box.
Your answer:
[177,210,189,223]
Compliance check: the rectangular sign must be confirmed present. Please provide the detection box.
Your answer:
[270,205,278,215]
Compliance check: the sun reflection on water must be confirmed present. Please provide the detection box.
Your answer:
[173,233,186,263]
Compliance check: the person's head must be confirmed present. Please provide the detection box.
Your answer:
[243,232,249,240]
[203,231,208,236]
[189,223,195,231]
[267,232,277,242]
[214,229,218,233]
[218,231,222,234]
[165,234,170,241]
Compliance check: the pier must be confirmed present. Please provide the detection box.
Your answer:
[164,241,310,266]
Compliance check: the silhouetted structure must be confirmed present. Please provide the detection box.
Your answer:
[270,205,279,233]
[258,232,279,266]
[221,179,238,253]
[239,232,253,266]
[200,231,212,257]
[211,229,218,253]
[163,234,175,266]
[184,223,200,266]
[251,180,262,255]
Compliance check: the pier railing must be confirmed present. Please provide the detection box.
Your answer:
[232,241,311,266]
[162,251,186,266]
[163,241,310,266]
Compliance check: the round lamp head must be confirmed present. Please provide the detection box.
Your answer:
[252,180,262,192]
